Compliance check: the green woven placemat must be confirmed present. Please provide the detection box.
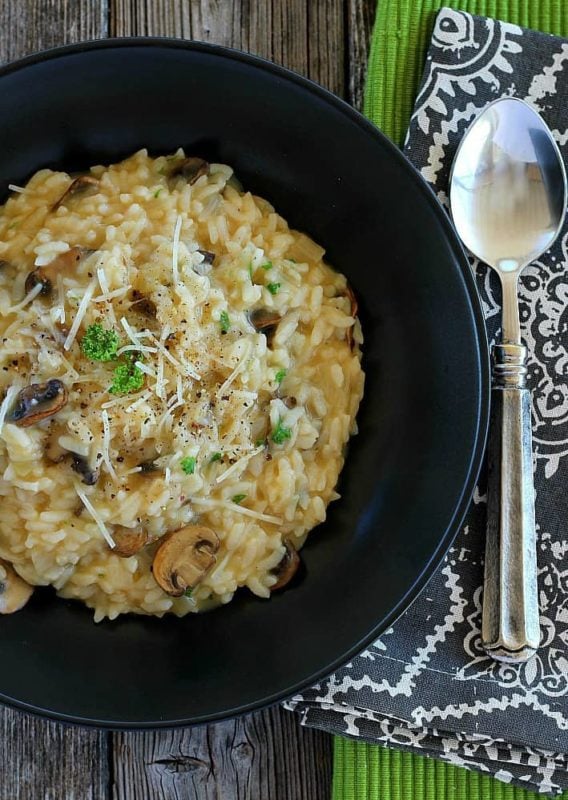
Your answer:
[333,738,568,800]
[333,1,567,798]
[364,0,568,145]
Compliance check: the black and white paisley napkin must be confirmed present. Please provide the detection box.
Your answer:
[285,9,568,795]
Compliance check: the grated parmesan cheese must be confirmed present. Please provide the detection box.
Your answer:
[63,278,97,351]
[0,386,20,435]
[6,282,43,314]
[96,267,117,327]
[191,497,283,526]
[56,274,66,324]
[147,333,201,381]
[215,446,264,484]
[116,344,157,357]
[101,410,118,483]
[120,317,143,347]
[75,485,115,548]
[125,389,153,413]
[158,399,184,430]
[92,286,129,303]
[172,215,183,286]
[217,340,251,397]
[134,360,157,379]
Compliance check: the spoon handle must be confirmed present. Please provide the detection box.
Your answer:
[482,343,540,662]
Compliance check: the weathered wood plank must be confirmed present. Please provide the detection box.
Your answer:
[109,0,345,95]
[2,710,109,800]
[0,0,108,64]
[0,5,110,800]
[347,0,377,110]
[308,0,346,98]
[113,706,332,800]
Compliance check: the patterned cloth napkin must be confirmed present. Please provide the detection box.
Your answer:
[285,8,568,796]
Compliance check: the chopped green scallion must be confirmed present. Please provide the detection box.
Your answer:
[271,418,292,445]
[219,310,231,333]
[180,456,196,475]
[267,282,281,295]
[232,494,247,505]
[274,368,287,385]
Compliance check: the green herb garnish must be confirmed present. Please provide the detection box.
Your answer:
[232,494,247,505]
[261,261,273,270]
[154,188,162,198]
[210,452,222,463]
[271,418,292,445]
[81,323,120,362]
[219,310,231,333]
[267,282,281,295]
[180,456,196,475]
[255,438,266,448]
[184,587,193,598]
[109,360,144,395]
[274,368,287,385]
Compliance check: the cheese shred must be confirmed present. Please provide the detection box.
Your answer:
[75,485,115,548]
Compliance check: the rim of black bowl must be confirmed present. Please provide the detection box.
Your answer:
[0,37,490,729]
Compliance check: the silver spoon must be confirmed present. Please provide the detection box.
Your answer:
[450,97,567,663]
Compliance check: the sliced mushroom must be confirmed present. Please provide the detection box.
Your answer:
[129,290,157,318]
[112,527,149,558]
[152,525,219,596]
[248,308,282,348]
[52,175,99,211]
[169,157,209,185]
[0,560,33,614]
[138,459,160,474]
[9,380,68,427]
[197,249,215,265]
[344,283,358,318]
[282,396,297,409]
[70,455,99,486]
[25,246,93,297]
[270,540,300,591]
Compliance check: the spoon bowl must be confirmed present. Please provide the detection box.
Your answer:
[451,97,566,278]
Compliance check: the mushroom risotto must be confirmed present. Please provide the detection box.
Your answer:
[0,150,364,621]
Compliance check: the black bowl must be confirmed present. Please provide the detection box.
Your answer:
[0,39,489,727]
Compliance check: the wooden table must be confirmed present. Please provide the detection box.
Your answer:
[0,2,376,797]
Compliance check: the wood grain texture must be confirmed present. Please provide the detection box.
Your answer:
[0,0,108,64]
[110,0,345,95]
[347,0,377,109]
[2,709,109,800]
[113,706,332,800]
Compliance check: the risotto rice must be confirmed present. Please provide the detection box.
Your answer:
[0,150,364,621]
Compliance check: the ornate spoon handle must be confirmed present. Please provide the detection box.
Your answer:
[482,344,540,662]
